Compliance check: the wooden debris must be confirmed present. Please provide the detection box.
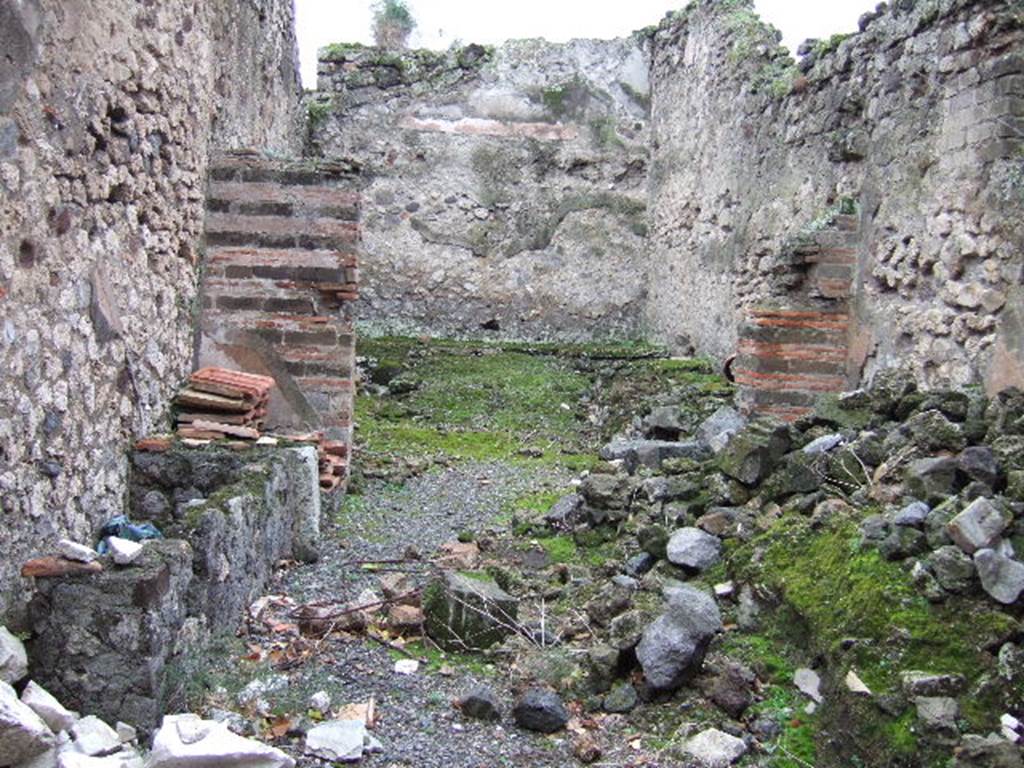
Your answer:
[21,557,104,578]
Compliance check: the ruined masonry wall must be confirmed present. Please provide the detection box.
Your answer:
[0,0,302,620]
[311,39,652,340]
[646,0,1024,392]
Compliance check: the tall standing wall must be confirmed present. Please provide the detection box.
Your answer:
[646,0,1024,394]
[310,39,652,341]
[0,0,302,620]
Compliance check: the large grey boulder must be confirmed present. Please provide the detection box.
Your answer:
[926,546,976,594]
[697,408,747,453]
[147,714,294,768]
[0,680,55,765]
[423,572,518,651]
[599,440,709,473]
[948,498,1009,554]
[954,733,1024,768]
[666,528,722,573]
[915,696,959,741]
[636,585,721,691]
[717,418,791,486]
[904,457,961,504]
[974,549,1024,605]
[958,446,1002,489]
[71,715,120,756]
[0,626,28,684]
[512,688,568,733]
[682,727,748,767]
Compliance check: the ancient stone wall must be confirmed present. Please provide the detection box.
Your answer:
[646,0,1024,393]
[0,0,302,621]
[310,38,652,340]
[28,443,320,734]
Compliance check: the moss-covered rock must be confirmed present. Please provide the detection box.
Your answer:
[422,571,519,652]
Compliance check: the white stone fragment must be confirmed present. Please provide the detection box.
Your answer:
[22,680,78,733]
[682,727,748,768]
[394,659,419,675]
[0,625,29,684]
[713,581,735,599]
[58,540,97,563]
[148,714,294,768]
[304,720,366,762]
[308,691,331,713]
[845,670,872,696]
[70,716,120,757]
[107,537,144,566]
[255,437,279,446]
[794,668,823,703]
[0,679,55,765]
[115,722,136,744]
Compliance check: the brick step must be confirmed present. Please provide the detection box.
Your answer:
[802,246,858,265]
[737,386,820,409]
[735,353,846,377]
[737,339,847,362]
[208,180,358,220]
[202,293,316,315]
[206,230,358,252]
[732,368,848,394]
[833,214,859,232]
[209,158,359,187]
[206,212,359,240]
[760,405,815,422]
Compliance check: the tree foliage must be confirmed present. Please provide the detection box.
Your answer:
[372,0,416,49]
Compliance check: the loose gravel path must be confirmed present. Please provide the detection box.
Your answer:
[278,460,615,768]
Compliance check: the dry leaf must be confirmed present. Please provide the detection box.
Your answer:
[267,715,291,739]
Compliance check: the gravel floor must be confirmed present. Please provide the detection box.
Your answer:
[274,460,619,768]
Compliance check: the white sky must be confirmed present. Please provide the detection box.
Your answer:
[295,1,872,89]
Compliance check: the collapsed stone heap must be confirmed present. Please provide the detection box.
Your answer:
[540,372,1024,764]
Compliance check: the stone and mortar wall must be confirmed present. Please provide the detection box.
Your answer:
[28,443,320,734]
[646,0,1024,393]
[310,38,652,340]
[0,0,301,621]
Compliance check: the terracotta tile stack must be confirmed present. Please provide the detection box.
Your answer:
[283,432,348,491]
[175,367,275,440]
[320,439,348,492]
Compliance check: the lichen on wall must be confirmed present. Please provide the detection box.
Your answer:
[0,0,302,621]
[311,37,652,341]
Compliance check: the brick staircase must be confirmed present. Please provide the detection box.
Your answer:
[734,213,859,421]
[198,151,361,487]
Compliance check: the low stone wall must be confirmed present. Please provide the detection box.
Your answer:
[26,443,320,734]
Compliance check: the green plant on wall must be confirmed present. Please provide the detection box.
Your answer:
[372,0,416,49]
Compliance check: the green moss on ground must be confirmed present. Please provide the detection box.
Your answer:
[726,508,1018,758]
[355,336,730,471]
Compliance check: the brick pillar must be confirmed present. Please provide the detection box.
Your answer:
[198,151,361,482]
[734,214,859,421]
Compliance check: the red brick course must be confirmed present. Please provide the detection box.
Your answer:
[736,216,860,420]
